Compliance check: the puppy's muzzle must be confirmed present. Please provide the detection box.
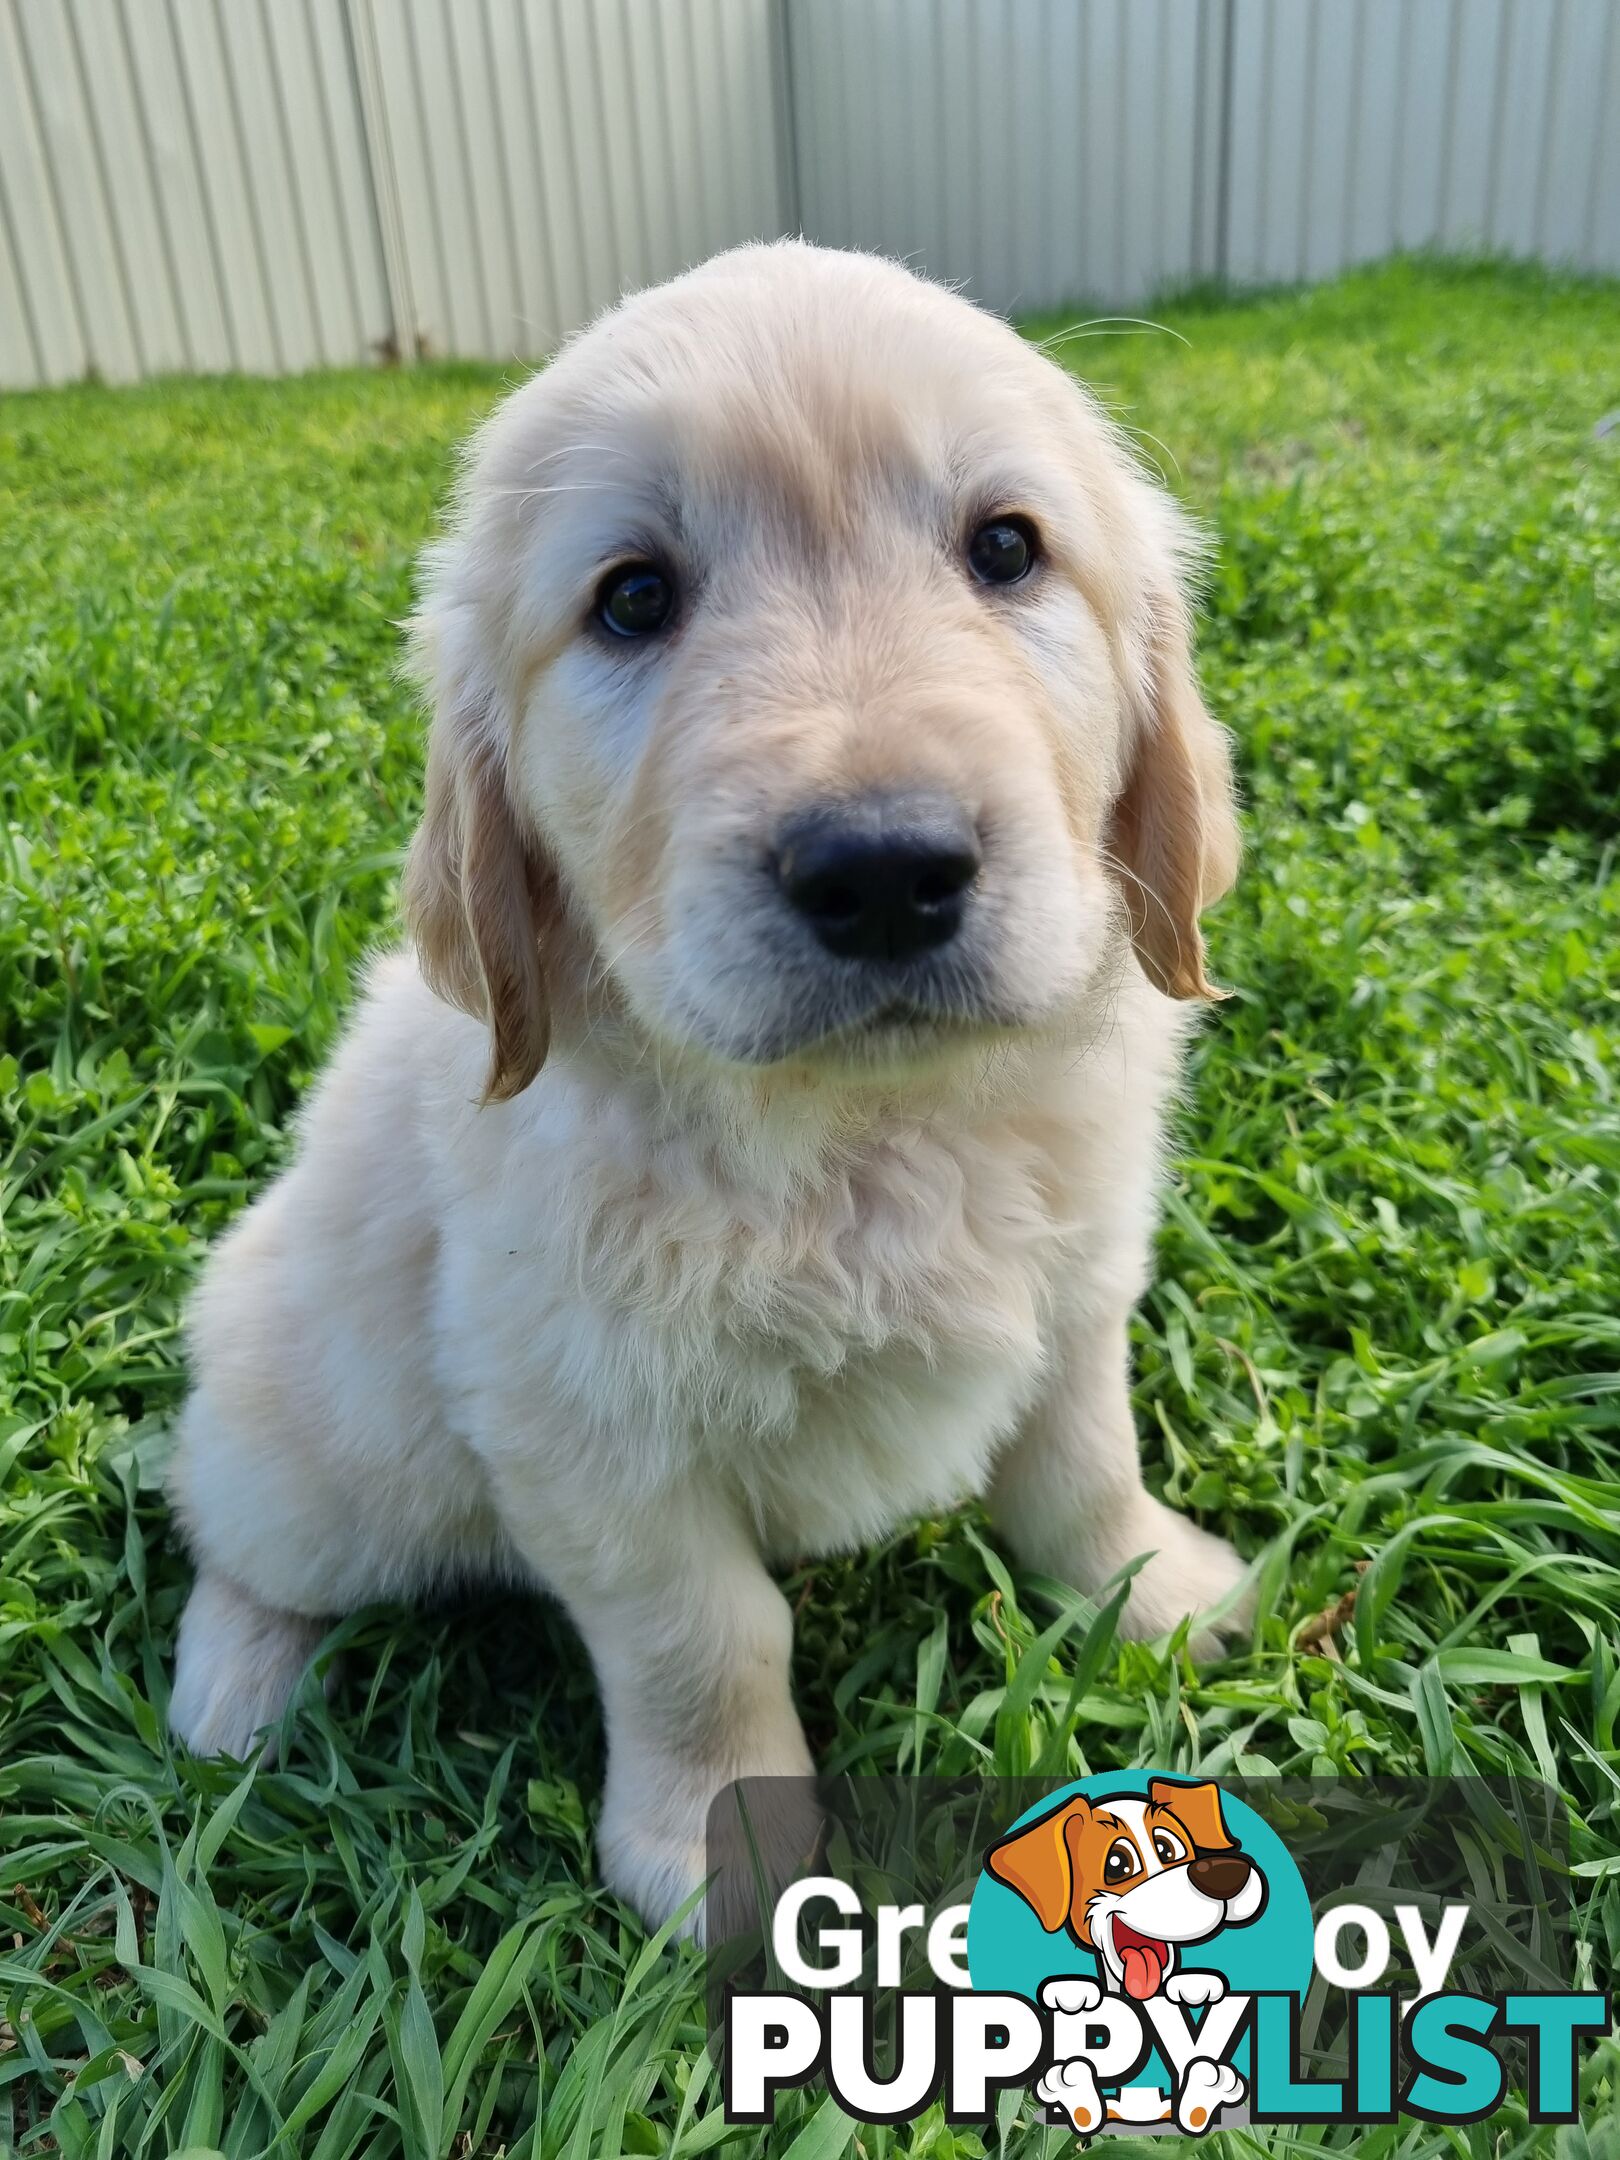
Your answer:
[1187,1851,1254,1901]
[775,790,981,962]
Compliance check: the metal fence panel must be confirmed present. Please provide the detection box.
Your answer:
[0,0,1616,388]
[357,0,783,359]
[9,0,141,381]
[784,0,1212,313]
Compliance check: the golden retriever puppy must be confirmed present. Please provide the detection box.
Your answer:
[168,242,1247,1929]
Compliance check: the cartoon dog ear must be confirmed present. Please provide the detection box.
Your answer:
[985,1798,1091,1932]
[1150,1779,1236,1853]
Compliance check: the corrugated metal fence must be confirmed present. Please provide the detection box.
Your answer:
[1,0,1616,389]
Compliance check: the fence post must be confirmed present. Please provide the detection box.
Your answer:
[770,0,804,238]
[1192,0,1237,287]
[342,0,417,361]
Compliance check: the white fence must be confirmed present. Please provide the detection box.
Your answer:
[1,0,1616,388]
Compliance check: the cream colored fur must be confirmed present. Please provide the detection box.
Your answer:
[168,242,1248,1931]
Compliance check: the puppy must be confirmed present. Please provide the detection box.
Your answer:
[168,242,1248,1930]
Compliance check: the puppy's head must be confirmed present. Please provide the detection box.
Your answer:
[404,243,1239,1098]
[986,1781,1266,1999]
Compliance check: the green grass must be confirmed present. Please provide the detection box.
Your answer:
[2,257,1618,2157]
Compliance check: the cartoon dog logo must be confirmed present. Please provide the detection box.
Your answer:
[986,1778,1266,2136]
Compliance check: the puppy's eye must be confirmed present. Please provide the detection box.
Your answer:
[967,515,1038,586]
[1103,1839,1138,1884]
[1152,1829,1186,1865]
[597,562,675,637]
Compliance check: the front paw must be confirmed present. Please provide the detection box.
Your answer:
[1117,1500,1253,1659]
[1165,1969,1226,2007]
[1175,2057,1244,2133]
[599,1748,819,1942]
[169,1573,326,1764]
[599,1811,709,1939]
[1041,1975,1103,2016]
[1037,2057,1106,2137]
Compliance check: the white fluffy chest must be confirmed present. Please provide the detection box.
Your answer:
[444,1082,1082,1549]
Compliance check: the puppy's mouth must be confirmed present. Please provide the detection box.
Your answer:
[714,960,1026,1068]
[798,984,1014,1061]
[854,995,963,1035]
[1111,1916,1171,2001]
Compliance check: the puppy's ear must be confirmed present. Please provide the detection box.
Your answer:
[1108,588,1241,1001]
[403,613,554,1102]
[985,1797,1090,1932]
[1149,1779,1236,1853]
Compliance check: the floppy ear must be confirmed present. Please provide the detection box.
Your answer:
[1109,594,1241,1001]
[402,621,554,1103]
[985,1798,1090,1932]
[1149,1779,1236,1853]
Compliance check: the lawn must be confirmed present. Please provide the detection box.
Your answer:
[2,258,1618,2157]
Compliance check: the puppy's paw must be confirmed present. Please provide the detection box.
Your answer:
[1037,2056,1106,2137]
[599,1747,819,1943]
[598,1818,711,1941]
[1040,1975,1103,2016]
[169,1571,325,1763]
[1118,1500,1253,1660]
[1175,2056,1245,2134]
[1165,1968,1227,2007]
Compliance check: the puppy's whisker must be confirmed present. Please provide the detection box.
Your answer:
[1035,316,1192,354]
[1121,426,1183,487]
[606,798,682,859]
[489,483,616,502]
[518,440,635,477]
[1100,850,1189,975]
[592,902,662,986]
[575,910,662,1039]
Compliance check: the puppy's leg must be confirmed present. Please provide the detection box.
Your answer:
[167,1377,335,1759]
[989,1311,1251,1657]
[170,1569,328,1761]
[501,1477,814,1934]
[167,1369,492,1761]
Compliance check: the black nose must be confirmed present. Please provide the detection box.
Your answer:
[776,793,982,962]
[1188,1852,1253,1901]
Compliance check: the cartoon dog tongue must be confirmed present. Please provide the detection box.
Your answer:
[1114,1920,1169,2000]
